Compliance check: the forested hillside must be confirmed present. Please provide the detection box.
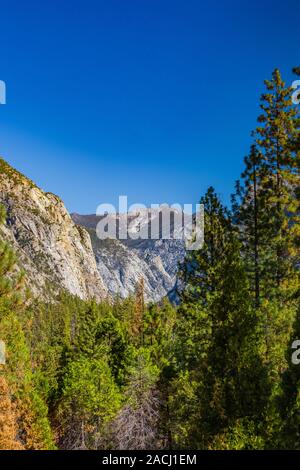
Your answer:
[0,68,299,450]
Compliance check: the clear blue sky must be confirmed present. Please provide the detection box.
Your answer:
[0,0,299,213]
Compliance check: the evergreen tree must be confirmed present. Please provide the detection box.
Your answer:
[56,355,121,449]
[131,278,145,343]
[173,230,270,449]
[232,144,267,306]
[143,300,176,370]
[74,301,99,357]
[254,69,299,299]
[97,308,133,386]
[180,186,231,307]
[176,187,232,370]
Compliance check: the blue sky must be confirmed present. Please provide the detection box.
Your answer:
[0,0,299,213]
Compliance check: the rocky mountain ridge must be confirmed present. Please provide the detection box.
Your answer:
[0,158,107,301]
[0,158,185,302]
[71,212,185,302]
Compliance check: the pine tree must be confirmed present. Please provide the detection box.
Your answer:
[197,237,270,448]
[232,144,264,306]
[180,187,231,307]
[143,300,176,370]
[173,232,270,449]
[56,355,121,449]
[74,301,99,357]
[131,278,145,343]
[173,189,274,448]
[176,187,232,370]
[97,308,133,385]
[254,69,299,299]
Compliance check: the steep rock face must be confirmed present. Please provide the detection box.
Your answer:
[0,158,107,301]
[0,158,185,303]
[72,212,186,302]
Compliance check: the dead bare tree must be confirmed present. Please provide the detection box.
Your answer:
[110,353,162,450]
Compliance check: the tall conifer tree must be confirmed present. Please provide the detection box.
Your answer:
[254,69,299,298]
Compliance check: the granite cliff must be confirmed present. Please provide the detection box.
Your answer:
[0,158,107,301]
